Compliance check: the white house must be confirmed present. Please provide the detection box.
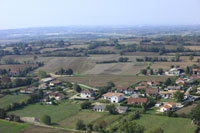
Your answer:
[159,102,176,112]
[103,93,125,103]
[165,68,184,76]
[80,90,95,98]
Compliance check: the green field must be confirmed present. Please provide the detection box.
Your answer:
[134,114,197,133]
[0,119,29,133]
[0,95,29,109]
[59,111,106,129]
[10,100,80,123]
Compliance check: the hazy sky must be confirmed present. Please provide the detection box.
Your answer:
[0,0,200,30]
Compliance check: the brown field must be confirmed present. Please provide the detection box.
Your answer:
[0,64,37,71]
[21,126,75,133]
[184,46,200,51]
[1,55,35,63]
[151,56,199,70]
[67,44,89,49]
[59,75,172,88]
[37,55,147,75]
[176,103,197,115]
[40,48,67,53]
[124,52,159,56]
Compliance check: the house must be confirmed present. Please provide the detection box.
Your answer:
[155,102,164,107]
[167,86,181,90]
[193,69,200,75]
[159,90,184,99]
[117,88,134,95]
[146,88,159,97]
[135,86,146,91]
[40,77,55,83]
[159,102,176,112]
[39,83,48,90]
[80,90,95,98]
[189,75,200,80]
[165,68,184,76]
[139,82,148,86]
[175,78,185,86]
[9,70,20,77]
[20,88,36,94]
[49,80,61,86]
[49,92,65,100]
[128,97,148,105]
[103,93,125,103]
[147,80,159,86]
[118,106,128,113]
[93,105,106,112]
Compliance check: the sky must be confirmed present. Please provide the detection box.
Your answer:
[0,0,200,30]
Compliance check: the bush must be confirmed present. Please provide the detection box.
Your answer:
[41,115,51,125]
[76,119,86,130]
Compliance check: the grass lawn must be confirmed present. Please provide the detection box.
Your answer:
[9,100,80,123]
[134,114,197,133]
[159,98,176,103]
[58,111,106,129]
[0,95,29,109]
[0,119,29,133]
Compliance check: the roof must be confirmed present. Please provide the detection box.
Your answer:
[159,90,183,94]
[162,104,171,109]
[140,82,148,85]
[193,69,200,72]
[168,102,176,106]
[128,98,148,104]
[41,78,55,82]
[167,86,181,90]
[50,80,61,84]
[81,89,94,94]
[103,93,124,97]
[93,105,106,110]
[146,88,158,95]
[135,86,146,90]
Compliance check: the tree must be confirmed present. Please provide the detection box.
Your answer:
[41,115,51,125]
[106,105,118,115]
[81,101,92,109]
[158,68,164,75]
[76,119,86,130]
[189,55,194,61]
[0,109,6,119]
[191,103,200,125]
[118,122,145,133]
[150,69,154,75]
[58,40,65,46]
[150,128,164,133]
[175,53,180,62]
[66,68,73,75]
[141,69,147,75]
[107,81,115,88]
[57,68,65,75]
[165,78,171,86]
[38,70,48,79]
[174,91,184,102]
[73,83,82,93]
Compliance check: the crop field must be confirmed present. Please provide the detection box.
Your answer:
[184,46,200,51]
[60,75,171,88]
[0,64,37,71]
[21,125,75,133]
[0,95,29,109]
[175,103,197,115]
[0,119,29,133]
[134,114,197,133]
[10,100,80,123]
[59,111,106,129]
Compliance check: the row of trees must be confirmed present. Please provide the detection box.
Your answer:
[55,68,73,75]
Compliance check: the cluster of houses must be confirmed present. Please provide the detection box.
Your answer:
[20,77,66,104]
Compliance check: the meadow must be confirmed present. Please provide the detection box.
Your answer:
[0,119,29,133]
[0,95,29,109]
[9,100,80,123]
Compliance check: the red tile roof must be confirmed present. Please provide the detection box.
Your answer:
[128,98,148,104]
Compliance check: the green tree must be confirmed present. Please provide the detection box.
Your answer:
[141,69,147,75]
[189,55,194,61]
[175,53,180,62]
[158,68,164,75]
[81,101,92,109]
[165,78,171,86]
[66,68,73,75]
[0,109,6,119]
[41,115,51,125]
[174,91,184,102]
[76,119,86,130]
[106,105,118,115]
[150,69,154,75]
[118,122,145,133]
[191,103,200,125]
[38,70,48,79]
[107,81,115,88]
[73,83,82,93]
